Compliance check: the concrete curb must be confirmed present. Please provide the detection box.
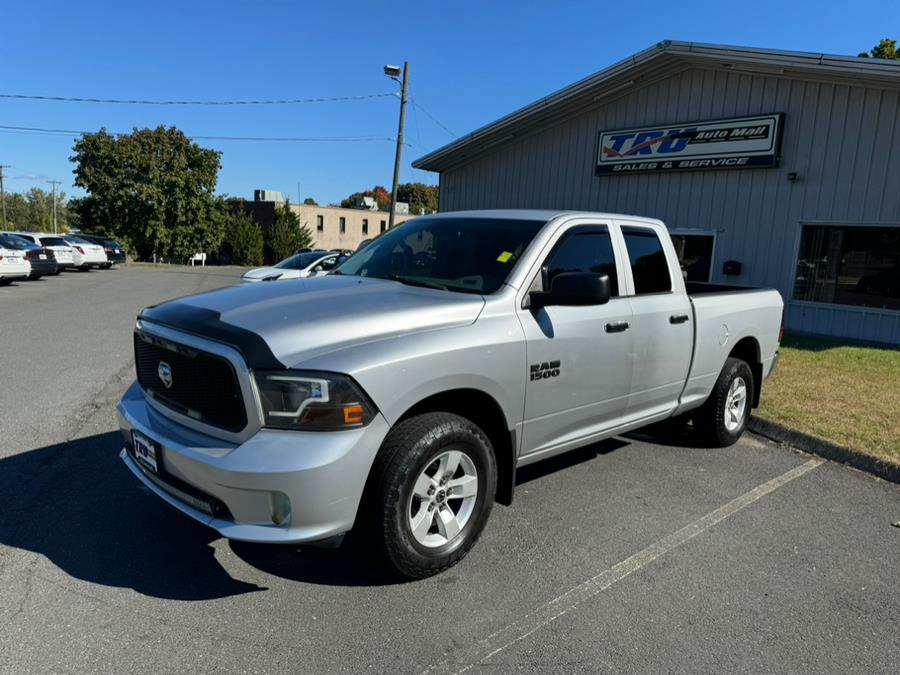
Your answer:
[749,416,900,485]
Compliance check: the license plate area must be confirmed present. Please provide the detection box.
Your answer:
[131,430,161,474]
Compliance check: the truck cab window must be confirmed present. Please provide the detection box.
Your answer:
[622,227,671,294]
[542,231,618,295]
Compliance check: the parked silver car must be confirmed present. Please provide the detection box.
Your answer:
[118,210,783,577]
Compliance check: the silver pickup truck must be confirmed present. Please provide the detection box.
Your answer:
[118,210,783,577]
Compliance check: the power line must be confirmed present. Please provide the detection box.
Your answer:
[411,100,457,138]
[0,124,395,143]
[0,92,397,106]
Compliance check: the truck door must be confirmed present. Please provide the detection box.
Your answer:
[517,224,634,459]
[618,224,693,419]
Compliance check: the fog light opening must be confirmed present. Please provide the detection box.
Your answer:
[271,491,292,526]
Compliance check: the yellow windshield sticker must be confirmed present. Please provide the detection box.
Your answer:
[496,251,513,263]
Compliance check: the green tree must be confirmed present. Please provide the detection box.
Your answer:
[266,202,313,263]
[222,210,264,266]
[859,39,899,59]
[396,182,439,214]
[303,197,318,205]
[70,126,223,261]
[1,188,71,231]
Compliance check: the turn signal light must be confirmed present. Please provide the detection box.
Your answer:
[343,404,365,425]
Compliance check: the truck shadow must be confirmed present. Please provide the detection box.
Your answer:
[0,429,681,595]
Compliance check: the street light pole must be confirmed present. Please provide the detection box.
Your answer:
[386,62,409,230]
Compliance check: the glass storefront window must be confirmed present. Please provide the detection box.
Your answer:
[670,233,714,282]
[793,225,900,310]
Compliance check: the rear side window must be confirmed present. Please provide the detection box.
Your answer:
[543,230,618,296]
[622,227,671,294]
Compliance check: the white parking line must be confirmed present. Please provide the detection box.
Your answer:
[423,458,824,675]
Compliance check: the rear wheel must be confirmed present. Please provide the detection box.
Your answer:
[363,412,497,579]
[694,357,754,447]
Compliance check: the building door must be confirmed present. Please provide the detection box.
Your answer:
[518,225,634,458]
[669,232,715,282]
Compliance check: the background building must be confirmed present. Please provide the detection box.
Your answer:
[291,203,414,250]
[242,192,416,252]
[414,41,900,345]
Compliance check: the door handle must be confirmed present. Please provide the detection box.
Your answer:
[669,314,690,324]
[605,321,630,333]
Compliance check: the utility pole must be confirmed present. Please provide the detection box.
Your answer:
[0,165,9,229]
[386,62,409,230]
[47,180,61,233]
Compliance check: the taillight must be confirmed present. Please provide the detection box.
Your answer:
[778,308,785,343]
[104,247,113,253]
[74,246,85,254]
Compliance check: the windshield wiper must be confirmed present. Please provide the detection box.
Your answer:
[381,274,448,291]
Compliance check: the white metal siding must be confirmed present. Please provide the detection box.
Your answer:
[439,67,900,344]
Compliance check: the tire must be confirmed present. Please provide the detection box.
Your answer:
[102,263,112,269]
[78,265,90,272]
[694,357,754,447]
[362,412,497,579]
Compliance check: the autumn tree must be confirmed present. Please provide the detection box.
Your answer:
[340,185,391,210]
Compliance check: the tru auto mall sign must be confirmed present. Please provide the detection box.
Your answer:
[596,113,784,174]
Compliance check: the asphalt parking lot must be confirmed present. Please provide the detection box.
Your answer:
[1,266,898,674]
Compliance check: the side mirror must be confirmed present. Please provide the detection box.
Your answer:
[529,272,611,309]
[312,265,323,273]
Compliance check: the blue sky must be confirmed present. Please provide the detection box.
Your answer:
[0,0,897,205]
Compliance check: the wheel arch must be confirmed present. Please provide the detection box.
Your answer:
[728,336,762,407]
[395,389,516,506]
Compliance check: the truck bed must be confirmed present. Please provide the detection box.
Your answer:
[685,281,759,295]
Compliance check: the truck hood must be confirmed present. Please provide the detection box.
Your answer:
[139,275,485,368]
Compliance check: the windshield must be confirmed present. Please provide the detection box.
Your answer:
[275,251,328,270]
[335,216,546,294]
[65,235,90,244]
[42,237,69,247]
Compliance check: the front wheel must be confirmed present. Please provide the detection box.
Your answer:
[363,412,497,579]
[694,357,754,447]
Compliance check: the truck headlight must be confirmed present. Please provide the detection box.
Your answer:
[253,371,376,430]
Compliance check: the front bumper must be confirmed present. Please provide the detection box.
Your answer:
[117,380,390,543]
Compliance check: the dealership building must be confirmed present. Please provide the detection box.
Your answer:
[414,41,900,344]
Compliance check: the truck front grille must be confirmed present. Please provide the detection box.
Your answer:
[134,332,247,432]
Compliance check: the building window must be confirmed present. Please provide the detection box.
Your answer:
[793,225,900,310]
[622,227,671,294]
[670,233,715,282]
[316,215,324,232]
[362,218,368,235]
[380,220,386,233]
[339,217,346,234]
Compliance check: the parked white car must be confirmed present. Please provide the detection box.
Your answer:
[3,232,76,270]
[240,251,341,283]
[63,234,107,270]
[0,244,30,285]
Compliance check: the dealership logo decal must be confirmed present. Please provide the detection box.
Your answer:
[157,361,173,389]
[597,114,783,174]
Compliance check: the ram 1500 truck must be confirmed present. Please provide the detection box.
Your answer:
[118,210,783,578]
